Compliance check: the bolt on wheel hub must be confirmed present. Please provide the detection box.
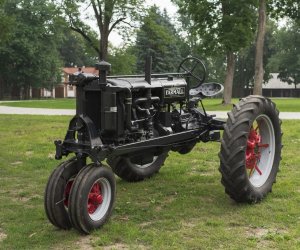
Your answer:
[245,115,275,188]
[246,127,269,176]
[88,183,103,214]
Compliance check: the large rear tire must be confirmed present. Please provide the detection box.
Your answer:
[219,95,282,203]
[44,157,84,229]
[107,152,168,182]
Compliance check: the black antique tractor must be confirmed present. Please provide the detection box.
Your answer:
[44,57,282,234]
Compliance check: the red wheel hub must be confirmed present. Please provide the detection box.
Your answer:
[246,126,269,176]
[87,183,103,214]
[64,180,73,207]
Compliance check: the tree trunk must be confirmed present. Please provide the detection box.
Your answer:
[253,0,266,96]
[222,51,235,105]
[24,84,30,99]
[100,31,109,61]
[0,78,3,100]
[11,84,20,100]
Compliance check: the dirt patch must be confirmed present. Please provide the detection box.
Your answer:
[199,196,214,203]
[0,229,7,242]
[14,197,30,202]
[76,236,93,250]
[25,151,33,156]
[103,243,129,250]
[48,153,55,159]
[181,221,197,229]
[139,221,153,228]
[11,194,42,203]
[199,171,215,176]
[11,161,23,166]
[188,166,216,177]
[103,243,149,250]
[245,226,287,239]
[155,206,162,212]
[245,227,269,238]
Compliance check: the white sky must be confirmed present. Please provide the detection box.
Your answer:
[145,0,178,15]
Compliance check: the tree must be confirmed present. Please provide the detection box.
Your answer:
[63,0,143,61]
[176,14,227,84]
[59,29,99,67]
[0,0,15,44]
[174,0,257,104]
[108,46,137,75]
[269,21,300,89]
[234,21,277,97]
[253,0,299,95]
[135,6,183,73]
[0,0,63,99]
[253,0,266,95]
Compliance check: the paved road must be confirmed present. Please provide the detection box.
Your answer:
[0,106,74,116]
[0,105,299,119]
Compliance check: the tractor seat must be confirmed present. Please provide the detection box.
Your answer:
[189,82,224,97]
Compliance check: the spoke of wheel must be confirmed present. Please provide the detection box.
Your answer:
[93,183,100,193]
[254,163,262,175]
[191,61,199,73]
[190,72,202,82]
[249,167,254,177]
[180,65,190,74]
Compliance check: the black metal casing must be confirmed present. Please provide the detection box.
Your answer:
[55,59,225,164]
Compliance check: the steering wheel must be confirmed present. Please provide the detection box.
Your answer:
[177,57,206,87]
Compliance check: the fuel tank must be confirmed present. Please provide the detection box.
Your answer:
[107,76,187,103]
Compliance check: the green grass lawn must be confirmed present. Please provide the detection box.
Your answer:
[1,97,300,112]
[0,98,76,109]
[0,115,300,249]
[202,98,300,112]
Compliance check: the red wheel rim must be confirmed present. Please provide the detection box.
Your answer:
[87,183,103,214]
[87,178,112,221]
[63,179,74,207]
[245,115,275,187]
[246,125,269,177]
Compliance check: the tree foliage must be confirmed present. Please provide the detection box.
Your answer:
[0,0,63,99]
[174,0,257,104]
[108,46,137,75]
[269,21,300,87]
[63,0,143,61]
[59,29,99,67]
[174,0,257,55]
[0,0,15,44]
[253,0,299,95]
[135,6,183,73]
[233,21,277,96]
[268,0,300,20]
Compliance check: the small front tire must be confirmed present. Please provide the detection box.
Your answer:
[44,157,84,229]
[68,164,116,234]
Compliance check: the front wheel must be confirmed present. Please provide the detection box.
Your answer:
[219,96,282,203]
[68,164,116,234]
[44,157,85,230]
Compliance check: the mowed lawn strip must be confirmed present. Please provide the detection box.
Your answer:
[0,115,299,249]
[1,98,300,112]
[202,98,300,112]
[0,98,76,109]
